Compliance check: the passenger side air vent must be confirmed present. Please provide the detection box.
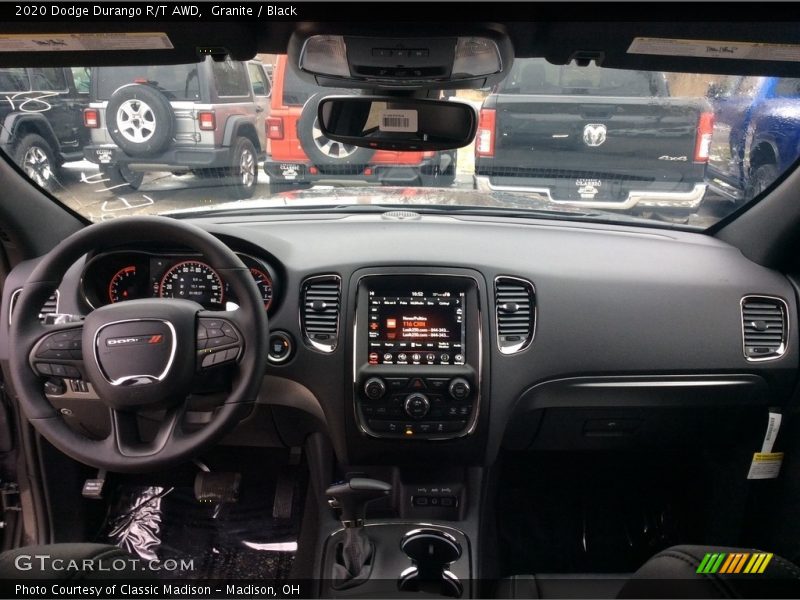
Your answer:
[495,276,535,354]
[301,275,341,353]
[8,289,60,325]
[742,296,788,361]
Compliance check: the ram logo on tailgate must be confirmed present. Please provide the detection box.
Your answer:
[583,124,607,147]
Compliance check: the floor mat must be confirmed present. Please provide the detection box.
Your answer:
[496,451,706,575]
[100,448,307,581]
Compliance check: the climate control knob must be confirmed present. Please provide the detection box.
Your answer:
[448,378,471,400]
[364,377,386,400]
[404,393,431,419]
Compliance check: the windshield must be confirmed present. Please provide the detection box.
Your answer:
[3,54,799,229]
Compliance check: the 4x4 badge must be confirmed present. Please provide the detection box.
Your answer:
[583,124,607,147]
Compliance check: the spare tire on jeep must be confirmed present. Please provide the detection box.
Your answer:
[106,84,174,157]
[297,93,375,165]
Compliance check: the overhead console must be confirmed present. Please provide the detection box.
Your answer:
[353,272,482,440]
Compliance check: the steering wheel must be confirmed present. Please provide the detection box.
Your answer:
[8,217,268,472]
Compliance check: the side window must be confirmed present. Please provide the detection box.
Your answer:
[773,78,800,98]
[0,68,29,92]
[211,60,250,97]
[30,68,67,91]
[70,67,91,94]
[262,66,273,97]
[248,63,268,96]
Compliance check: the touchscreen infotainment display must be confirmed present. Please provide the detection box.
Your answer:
[367,289,465,365]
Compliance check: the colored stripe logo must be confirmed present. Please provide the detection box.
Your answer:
[696,552,773,574]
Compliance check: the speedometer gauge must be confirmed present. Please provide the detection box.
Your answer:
[159,260,224,306]
[250,267,274,310]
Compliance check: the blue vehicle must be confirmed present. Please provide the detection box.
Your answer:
[706,76,800,202]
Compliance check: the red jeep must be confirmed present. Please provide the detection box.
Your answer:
[264,55,456,194]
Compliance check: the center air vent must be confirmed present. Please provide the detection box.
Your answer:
[8,289,59,326]
[495,276,535,354]
[301,275,341,353]
[742,296,788,361]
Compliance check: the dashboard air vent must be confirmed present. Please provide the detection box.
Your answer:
[9,289,59,325]
[495,276,535,354]
[301,275,341,353]
[381,210,421,221]
[742,296,788,361]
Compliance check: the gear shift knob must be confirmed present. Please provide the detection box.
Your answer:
[326,478,392,527]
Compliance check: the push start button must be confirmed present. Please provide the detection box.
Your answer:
[268,331,293,364]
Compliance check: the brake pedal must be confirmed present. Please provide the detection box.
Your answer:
[194,471,241,504]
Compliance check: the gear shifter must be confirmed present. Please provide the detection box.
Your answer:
[325,478,392,588]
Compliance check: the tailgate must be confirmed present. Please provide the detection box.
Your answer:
[491,95,703,198]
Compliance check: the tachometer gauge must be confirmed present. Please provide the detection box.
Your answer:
[159,260,224,306]
[250,267,274,310]
[108,265,147,303]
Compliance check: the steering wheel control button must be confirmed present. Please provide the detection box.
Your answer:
[364,377,387,400]
[35,363,53,376]
[197,317,243,370]
[206,336,229,349]
[268,331,293,364]
[221,322,239,339]
[448,378,471,400]
[404,393,431,419]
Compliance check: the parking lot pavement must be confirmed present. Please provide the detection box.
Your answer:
[51,161,732,226]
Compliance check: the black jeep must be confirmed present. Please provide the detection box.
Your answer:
[0,66,90,190]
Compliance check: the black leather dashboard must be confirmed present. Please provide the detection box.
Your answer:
[1,213,796,466]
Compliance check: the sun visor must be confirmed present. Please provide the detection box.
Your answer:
[0,22,259,67]
[529,21,800,78]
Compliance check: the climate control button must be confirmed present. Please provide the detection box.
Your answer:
[404,393,431,419]
[364,377,387,400]
[448,378,471,400]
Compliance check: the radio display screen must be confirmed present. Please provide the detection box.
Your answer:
[367,289,465,365]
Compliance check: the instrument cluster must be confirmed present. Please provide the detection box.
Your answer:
[81,250,277,312]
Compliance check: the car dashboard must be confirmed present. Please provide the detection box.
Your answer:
[0,211,796,467]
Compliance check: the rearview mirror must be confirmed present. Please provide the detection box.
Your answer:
[318,96,477,151]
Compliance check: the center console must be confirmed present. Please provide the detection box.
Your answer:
[353,273,482,440]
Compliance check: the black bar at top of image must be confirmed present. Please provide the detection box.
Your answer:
[0,2,798,23]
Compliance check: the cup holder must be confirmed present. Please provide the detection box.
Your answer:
[398,528,463,598]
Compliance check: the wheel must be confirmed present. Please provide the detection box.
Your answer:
[8,216,268,472]
[101,164,144,192]
[106,84,174,157]
[297,93,375,165]
[267,180,312,195]
[225,137,258,199]
[13,134,57,191]
[744,163,779,201]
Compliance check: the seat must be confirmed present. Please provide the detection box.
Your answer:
[0,544,148,580]
[496,545,800,599]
